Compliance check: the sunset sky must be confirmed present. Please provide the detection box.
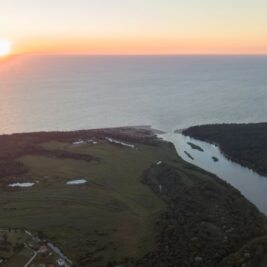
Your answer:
[1,0,267,55]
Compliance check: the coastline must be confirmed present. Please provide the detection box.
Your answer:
[0,126,266,266]
[182,123,267,177]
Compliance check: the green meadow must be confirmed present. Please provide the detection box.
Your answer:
[0,138,175,265]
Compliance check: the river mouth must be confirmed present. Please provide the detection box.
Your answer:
[162,132,267,216]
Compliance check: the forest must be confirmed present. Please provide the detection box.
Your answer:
[183,123,267,176]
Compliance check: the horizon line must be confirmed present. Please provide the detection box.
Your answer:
[10,52,267,57]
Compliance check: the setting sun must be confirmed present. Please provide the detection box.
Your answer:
[0,39,11,56]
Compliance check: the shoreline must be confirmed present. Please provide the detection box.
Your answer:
[182,123,267,177]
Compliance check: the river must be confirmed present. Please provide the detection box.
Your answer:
[163,133,267,216]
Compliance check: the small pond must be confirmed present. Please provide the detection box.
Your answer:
[66,179,88,185]
[9,182,35,188]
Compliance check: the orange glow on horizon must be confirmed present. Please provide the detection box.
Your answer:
[2,1,267,56]
[12,37,267,56]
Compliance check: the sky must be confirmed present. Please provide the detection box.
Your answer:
[1,0,267,55]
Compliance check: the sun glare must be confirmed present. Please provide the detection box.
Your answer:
[0,40,12,56]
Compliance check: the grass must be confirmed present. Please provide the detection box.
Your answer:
[0,139,177,266]
[187,142,204,152]
[3,247,33,267]
[0,230,32,266]
[212,156,219,162]
[184,150,194,160]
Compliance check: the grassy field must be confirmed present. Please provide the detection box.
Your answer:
[0,137,176,266]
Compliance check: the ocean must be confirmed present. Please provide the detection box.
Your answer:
[1,55,267,134]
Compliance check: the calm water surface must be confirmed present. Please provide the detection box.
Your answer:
[1,55,267,133]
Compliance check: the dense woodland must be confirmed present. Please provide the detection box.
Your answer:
[183,123,267,176]
[122,162,267,267]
